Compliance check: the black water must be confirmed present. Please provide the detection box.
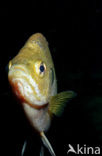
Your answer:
[0,0,102,156]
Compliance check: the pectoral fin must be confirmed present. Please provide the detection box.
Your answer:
[49,91,76,117]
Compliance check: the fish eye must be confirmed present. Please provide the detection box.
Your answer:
[39,64,45,73]
[34,61,46,77]
[8,61,12,69]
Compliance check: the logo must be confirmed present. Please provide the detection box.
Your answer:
[67,144,100,155]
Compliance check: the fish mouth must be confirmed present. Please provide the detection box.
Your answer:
[8,65,49,109]
[9,78,49,109]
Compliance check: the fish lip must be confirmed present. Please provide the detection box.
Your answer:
[10,65,26,72]
[8,65,27,78]
[24,102,49,109]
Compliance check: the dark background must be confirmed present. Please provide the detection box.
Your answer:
[0,0,102,155]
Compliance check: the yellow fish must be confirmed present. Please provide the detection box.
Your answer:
[8,33,76,156]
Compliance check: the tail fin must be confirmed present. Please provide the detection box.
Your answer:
[40,132,56,156]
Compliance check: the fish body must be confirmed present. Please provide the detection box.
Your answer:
[8,33,75,155]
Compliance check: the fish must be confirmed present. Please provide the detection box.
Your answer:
[8,33,76,156]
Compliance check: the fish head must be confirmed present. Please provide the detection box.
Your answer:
[8,33,57,108]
